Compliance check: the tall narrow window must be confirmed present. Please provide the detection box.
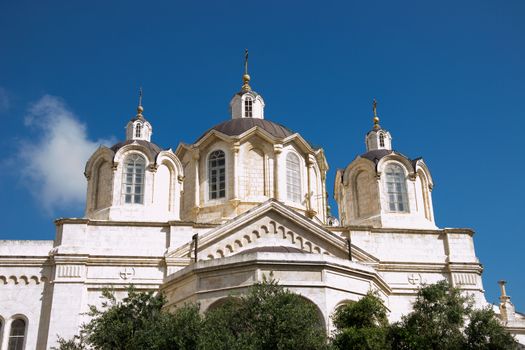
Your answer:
[123,154,145,204]
[245,97,253,117]
[8,319,26,350]
[135,123,142,138]
[384,164,408,212]
[286,153,301,203]
[209,150,226,199]
[379,133,385,147]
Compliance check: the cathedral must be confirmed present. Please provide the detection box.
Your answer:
[0,57,524,350]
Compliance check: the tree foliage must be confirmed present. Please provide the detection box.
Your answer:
[331,292,390,350]
[55,279,328,350]
[55,280,518,350]
[199,277,328,350]
[389,280,472,350]
[332,281,518,350]
[54,287,202,350]
[464,307,518,350]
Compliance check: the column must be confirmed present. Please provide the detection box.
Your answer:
[193,149,200,210]
[232,142,240,200]
[273,144,283,201]
[305,155,316,218]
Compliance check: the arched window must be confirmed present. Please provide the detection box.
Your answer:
[208,150,226,200]
[384,164,408,212]
[8,318,26,350]
[286,153,301,203]
[379,133,385,147]
[244,96,253,118]
[123,154,146,204]
[135,123,142,138]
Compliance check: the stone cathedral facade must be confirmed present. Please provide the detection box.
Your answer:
[0,66,524,349]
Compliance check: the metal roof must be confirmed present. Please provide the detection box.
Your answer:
[196,118,295,142]
[110,140,163,159]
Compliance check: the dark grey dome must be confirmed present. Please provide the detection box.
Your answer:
[360,149,393,163]
[360,149,421,169]
[110,140,163,159]
[197,118,295,142]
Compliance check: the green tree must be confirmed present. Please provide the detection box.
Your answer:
[331,291,390,350]
[389,280,518,350]
[198,277,328,350]
[389,280,472,350]
[464,307,518,350]
[54,286,202,350]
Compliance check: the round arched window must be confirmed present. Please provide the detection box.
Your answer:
[286,153,301,203]
[208,150,226,199]
[122,154,146,204]
[244,96,253,118]
[384,164,408,212]
[8,318,26,350]
[379,133,385,147]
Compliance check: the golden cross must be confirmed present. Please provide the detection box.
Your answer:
[244,49,249,75]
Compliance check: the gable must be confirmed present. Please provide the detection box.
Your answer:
[166,200,378,264]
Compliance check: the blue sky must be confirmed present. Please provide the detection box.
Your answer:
[0,1,524,309]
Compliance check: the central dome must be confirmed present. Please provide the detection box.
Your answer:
[197,118,295,142]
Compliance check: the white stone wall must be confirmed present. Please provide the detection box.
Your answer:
[177,133,326,224]
[365,129,392,151]
[229,93,265,119]
[85,145,183,222]
[0,241,52,350]
[337,154,436,229]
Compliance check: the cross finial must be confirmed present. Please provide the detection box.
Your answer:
[242,49,252,92]
[372,98,380,130]
[136,87,144,117]
[244,48,249,75]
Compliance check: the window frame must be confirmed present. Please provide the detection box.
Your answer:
[379,133,385,147]
[7,317,27,350]
[286,152,302,204]
[383,163,409,213]
[135,123,142,138]
[207,149,227,201]
[122,153,146,205]
[244,96,253,118]
[0,316,4,349]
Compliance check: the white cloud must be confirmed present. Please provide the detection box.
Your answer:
[0,87,9,113]
[18,95,114,214]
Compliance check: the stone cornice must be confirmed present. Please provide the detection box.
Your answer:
[164,252,391,294]
[0,257,51,266]
[85,256,164,266]
[328,225,475,236]
[377,261,482,272]
[54,218,217,229]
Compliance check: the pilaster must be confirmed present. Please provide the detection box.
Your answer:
[273,144,283,201]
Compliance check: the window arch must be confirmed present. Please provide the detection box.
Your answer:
[8,318,26,350]
[384,163,408,212]
[379,133,385,147]
[286,153,301,203]
[135,123,142,138]
[418,171,432,220]
[0,317,3,347]
[208,150,226,200]
[244,96,253,117]
[122,154,146,204]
